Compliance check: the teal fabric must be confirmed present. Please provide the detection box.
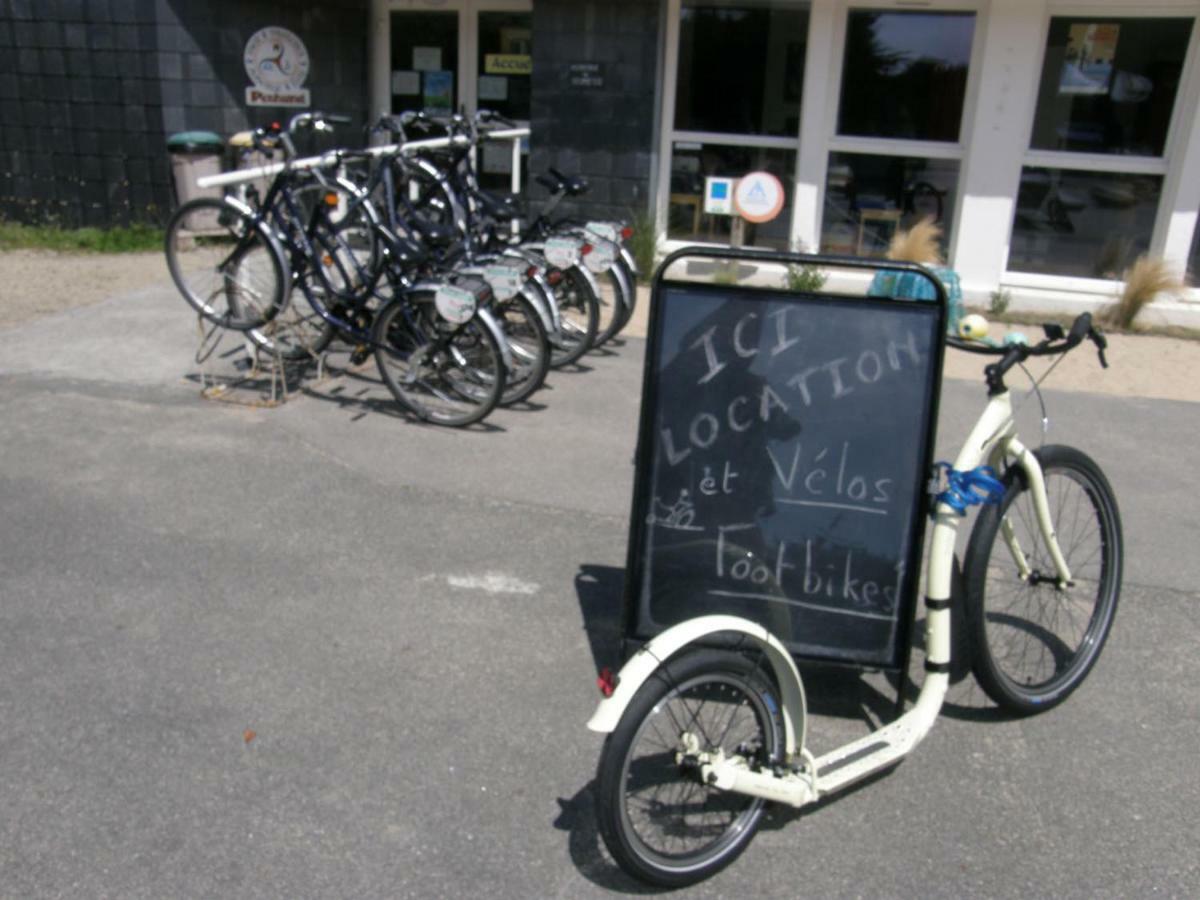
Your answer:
[868,265,964,336]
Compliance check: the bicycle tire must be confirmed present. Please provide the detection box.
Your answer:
[492,293,551,406]
[963,445,1123,715]
[595,648,783,888]
[591,266,628,347]
[165,197,288,331]
[372,294,505,427]
[245,286,337,362]
[548,266,598,368]
[613,253,639,334]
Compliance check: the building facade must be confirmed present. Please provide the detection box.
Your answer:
[5,0,1200,319]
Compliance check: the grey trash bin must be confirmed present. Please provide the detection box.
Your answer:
[166,131,225,207]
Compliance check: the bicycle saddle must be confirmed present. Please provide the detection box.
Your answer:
[536,170,589,197]
[473,189,523,222]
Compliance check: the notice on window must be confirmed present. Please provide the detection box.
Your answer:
[478,75,508,102]
[1059,23,1119,95]
[484,54,532,76]
[413,46,442,72]
[391,70,420,95]
[423,70,453,110]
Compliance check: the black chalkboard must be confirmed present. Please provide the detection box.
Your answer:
[623,248,946,669]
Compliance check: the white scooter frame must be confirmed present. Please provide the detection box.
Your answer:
[588,382,1064,808]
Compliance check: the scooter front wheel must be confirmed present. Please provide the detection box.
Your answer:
[594,648,783,888]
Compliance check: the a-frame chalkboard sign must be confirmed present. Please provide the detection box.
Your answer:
[621,247,948,670]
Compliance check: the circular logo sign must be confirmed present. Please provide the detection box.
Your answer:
[244,27,310,91]
[733,172,785,223]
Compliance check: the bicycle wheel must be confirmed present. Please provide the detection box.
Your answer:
[372,295,505,427]
[492,294,550,406]
[548,266,598,368]
[595,648,783,888]
[245,284,336,362]
[165,197,288,331]
[613,252,639,334]
[591,267,628,347]
[963,445,1123,715]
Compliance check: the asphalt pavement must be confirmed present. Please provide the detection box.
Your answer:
[0,281,1197,898]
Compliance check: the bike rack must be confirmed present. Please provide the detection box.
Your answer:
[192,315,329,408]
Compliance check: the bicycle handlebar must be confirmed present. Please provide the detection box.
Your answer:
[947,311,1109,388]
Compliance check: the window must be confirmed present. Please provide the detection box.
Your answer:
[675,2,809,137]
[1009,167,1160,278]
[1009,15,1194,279]
[668,142,796,248]
[821,152,960,256]
[837,10,975,142]
[1029,17,1192,157]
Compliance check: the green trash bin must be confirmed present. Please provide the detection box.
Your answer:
[167,131,225,207]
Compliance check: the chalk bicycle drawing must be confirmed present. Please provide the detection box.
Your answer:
[588,309,1121,887]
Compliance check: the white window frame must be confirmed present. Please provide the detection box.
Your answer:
[1003,2,1200,291]
[656,0,809,250]
[820,1,986,261]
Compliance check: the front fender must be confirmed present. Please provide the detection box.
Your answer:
[586,614,806,761]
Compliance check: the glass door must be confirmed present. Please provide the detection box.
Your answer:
[389,8,460,114]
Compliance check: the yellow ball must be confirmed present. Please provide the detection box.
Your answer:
[959,314,989,340]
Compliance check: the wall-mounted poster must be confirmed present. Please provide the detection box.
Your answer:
[413,46,442,72]
[391,70,420,95]
[478,75,508,102]
[1060,23,1119,95]
[423,70,453,110]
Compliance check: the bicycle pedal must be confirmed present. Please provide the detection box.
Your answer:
[349,345,371,366]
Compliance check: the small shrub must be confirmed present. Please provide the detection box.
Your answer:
[785,263,827,293]
[886,216,943,264]
[989,288,1011,317]
[1098,255,1182,331]
[628,208,658,282]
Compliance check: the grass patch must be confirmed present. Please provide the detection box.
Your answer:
[0,220,164,253]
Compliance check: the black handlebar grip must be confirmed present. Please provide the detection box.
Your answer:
[1068,311,1093,344]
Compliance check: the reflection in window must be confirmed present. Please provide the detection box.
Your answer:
[820,153,960,258]
[668,143,795,249]
[390,12,459,113]
[675,2,809,137]
[1008,167,1161,278]
[838,11,975,142]
[1030,17,1192,156]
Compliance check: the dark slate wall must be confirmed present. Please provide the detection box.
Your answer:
[158,0,368,147]
[0,0,368,227]
[530,0,661,222]
[1,0,168,228]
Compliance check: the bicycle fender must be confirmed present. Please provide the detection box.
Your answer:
[618,244,639,278]
[609,257,633,312]
[571,263,601,306]
[473,306,514,373]
[586,614,806,760]
[518,285,556,335]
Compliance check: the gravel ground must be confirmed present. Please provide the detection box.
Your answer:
[0,249,167,329]
[2,247,1197,403]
